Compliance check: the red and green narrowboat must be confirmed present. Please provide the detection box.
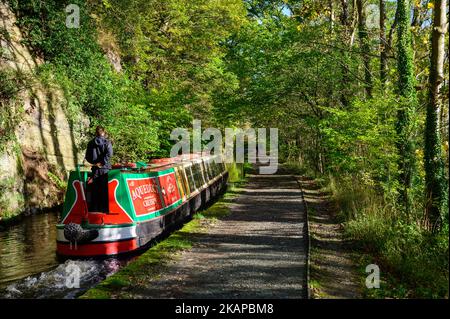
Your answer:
[56,154,228,258]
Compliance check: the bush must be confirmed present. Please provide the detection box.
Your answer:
[335,178,449,298]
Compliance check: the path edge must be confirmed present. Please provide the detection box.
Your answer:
[295,175,311,299]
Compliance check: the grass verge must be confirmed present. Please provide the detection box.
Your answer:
[302,180,362,299]
[328,177,449,299]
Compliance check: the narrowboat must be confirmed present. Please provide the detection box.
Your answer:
[56,154,228,258]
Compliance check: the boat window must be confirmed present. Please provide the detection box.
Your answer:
[192,162,206,188]
[203,160,212,181]
[174,168,186,198]
[199,163,207,185]
[180,167,190,196]
[185,165,196,192]
[212,161,217,177]
[216,162,220,177]
[209,160,216,177]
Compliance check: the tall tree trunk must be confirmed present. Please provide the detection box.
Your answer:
[425,0,448,232]
[379,0,387,88]
[339,0,351,106]
[356,0,373,98]
[396,0,417,216]
[329,0,335,33]
[340,0,350,26]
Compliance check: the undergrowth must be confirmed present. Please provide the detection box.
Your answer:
[329,176,449,298]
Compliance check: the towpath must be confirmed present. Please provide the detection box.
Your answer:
[129,174,307,298]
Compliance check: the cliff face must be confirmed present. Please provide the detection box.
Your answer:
[0,3,89,220]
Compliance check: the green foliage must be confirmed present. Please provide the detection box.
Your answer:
[424,99,448,229]
[396,0,417,100]
[327,174,448,298]
[342,189,449,298]
[395,0,419,214]
[47,171,67,191]
[7,0,161,162]
[2,0,448,299]
[226,162,246,183]
[101,102,160,162]
[320,95,398,175]
[91,0,246,146]
[0,177,24,221]
[11,0,246,161]
[0,69,28,151]
[424,0,449,231]
[225,0,448,299]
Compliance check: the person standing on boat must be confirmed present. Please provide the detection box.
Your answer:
[84,126,113,212]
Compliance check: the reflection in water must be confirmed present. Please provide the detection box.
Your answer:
[0,212,59,289]
[0,212,132,298]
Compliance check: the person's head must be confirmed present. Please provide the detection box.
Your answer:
[95,126,106,137]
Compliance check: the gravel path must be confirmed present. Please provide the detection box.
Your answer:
[132,174,306,299]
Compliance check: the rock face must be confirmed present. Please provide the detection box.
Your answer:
[0,3,89,219]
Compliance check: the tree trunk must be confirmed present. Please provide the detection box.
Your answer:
[424,0,448,232]
[396,0,417,216]
[379,0,387,88]
[339,0,351,107]
[330,0,335,33]
[356,0,373,98]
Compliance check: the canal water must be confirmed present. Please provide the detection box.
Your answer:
[0,212,132,298]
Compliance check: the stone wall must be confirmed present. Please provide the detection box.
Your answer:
[0,3,89,219]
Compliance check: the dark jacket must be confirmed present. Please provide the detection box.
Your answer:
[85,136,113,172]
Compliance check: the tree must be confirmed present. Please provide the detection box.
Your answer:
[356,0,373,98]
[395,0,418,216]
[424,0,448,231]
[379,0,387,87]
[339,0,352,106]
